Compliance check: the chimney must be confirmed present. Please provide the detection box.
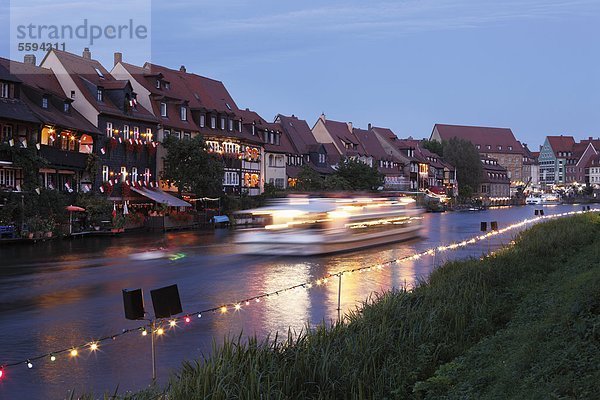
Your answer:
[368,123,372,130]
[320,113,326,121]
[82,48,91,59]
[23,54,36,66]
[346,122,353,132]
[180,65,186,73]
[589,137,593,141]
[114,52,123,67]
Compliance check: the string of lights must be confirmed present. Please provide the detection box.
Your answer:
[0,208,595,380]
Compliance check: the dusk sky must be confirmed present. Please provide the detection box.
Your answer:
[1,0,599,148]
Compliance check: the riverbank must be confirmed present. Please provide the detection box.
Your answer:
[108,212,600,399]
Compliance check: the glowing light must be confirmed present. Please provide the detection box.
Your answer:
[255,298,260,303]
[90,343,99,351]
[184,316,191,323]
[316,279,322,286]
[27,361,33,369]
[156,328,164,336]
[220,306,227,313]
[234,303,241,311]
[141,329,148,336]
[0,369,3,379]
[197,313,202,318]
[306,283,313,289]
[50,355,56,362]
[245,301,250,306]
[169,320,177,328]
[70,349,78,357]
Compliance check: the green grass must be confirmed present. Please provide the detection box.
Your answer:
[111,213,600,399]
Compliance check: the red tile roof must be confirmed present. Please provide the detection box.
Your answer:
[434,124,524,154]
[322,119,367,157]
[546,135,575,156]
[47,50,156,122]
[276,114,319,155]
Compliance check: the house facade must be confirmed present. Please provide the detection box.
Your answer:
[352,126,404,189]
[566,138,600,186]
[40,49,159,199]
[478,156,511,204]
[538,135,575,188]
[370,127,418,191]
[521,143,539,191]
[311,114,371,166]
[431,124,524,188]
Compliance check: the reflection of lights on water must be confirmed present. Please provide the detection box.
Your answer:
[169,253,186,261]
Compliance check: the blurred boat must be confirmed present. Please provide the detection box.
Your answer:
[526,194,561,205]
[235,196,423,256]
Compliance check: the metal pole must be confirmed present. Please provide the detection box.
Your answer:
[151,320,156,383]
[336,274,342,323]
[432,248,437,268]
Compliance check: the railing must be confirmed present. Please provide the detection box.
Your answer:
[39,145,87,169]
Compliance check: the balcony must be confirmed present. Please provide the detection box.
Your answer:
[0,146,13,163]
[40,145,88,169]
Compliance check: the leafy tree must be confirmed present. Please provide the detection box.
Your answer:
[421,139,444,157]
[161,135,224,196]
[323,174,351,191]
[296,165,323,191]
[334,158,384,191]
[441,138,482,199]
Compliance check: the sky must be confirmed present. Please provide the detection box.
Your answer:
[1,0,599,149]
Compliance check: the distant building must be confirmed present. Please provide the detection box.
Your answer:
[311,114,371,166]
[538,135,575,188]
[352,127,404,189]
[431,124,524,187]
[370,127,418,190]
[478,156,511,204]
[521,143,539,191]
[565,138,600,185]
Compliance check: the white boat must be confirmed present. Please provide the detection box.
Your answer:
[526,194,561,205]
[234,196,423,256]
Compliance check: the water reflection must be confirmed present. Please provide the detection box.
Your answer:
[0,205,589,399]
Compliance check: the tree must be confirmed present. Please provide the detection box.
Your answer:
[441,138,482,199]
[334,158,384,191]
[161,135,224,196]
[421,139,444,157]
[296,165,323,191]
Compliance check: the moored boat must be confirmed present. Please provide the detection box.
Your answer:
[234,196,423,256]
[526,194,562,205]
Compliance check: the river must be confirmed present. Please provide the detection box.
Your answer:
[0,204,589,399]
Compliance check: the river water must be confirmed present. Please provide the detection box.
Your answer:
[0,204,589,399]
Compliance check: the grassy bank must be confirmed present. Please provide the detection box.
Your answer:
[115,213,600,399]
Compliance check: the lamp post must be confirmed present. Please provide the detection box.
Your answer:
[20,194,25,234]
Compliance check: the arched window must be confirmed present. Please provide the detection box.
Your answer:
[268,154,274,167]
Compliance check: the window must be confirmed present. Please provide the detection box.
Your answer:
[183,132,191,140]
[0,168,16,188]
[220,117,225,130]
[63,102,70,112]
[211,116,216,129]
[133,127,140,139]
[123,125,130,139]
[275,134,280,146]
[476,145,481,150]
[160,102,167,117]
[97,88,103,102]
[131,167,138,183]
[1,125,13,141]
[0,82,9,98]
[252,124,256,135]
[319,153,326,163]
[42,97,49,109]
[180,106,187,121]
[95,68,104,78]
[486,145,491,150]
[145,128,153,141]
[498,145,502,150]
[156,80,161,89]
[508,146,513,151]
[106,122,113,136]
[164,82,170,90]
[199,114,205,128]
[163,130,170,139]
[223,171,240,186]
[144,168,151,182]
[268,154,274,167]
[70,90,75,99]
[68,135,76,151]
[120,167,127,182]
[228,119,233,131]
[173,131,181,139]
[102,165,109,182]
[60,134,68,150]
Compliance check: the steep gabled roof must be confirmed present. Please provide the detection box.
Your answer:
[322,119,367,156]
[434,124,524,154]
[276,114,319,155]
[352,128,393,160]
[0,58,100,134]
[546,135,576,157]
[47,49,156,122]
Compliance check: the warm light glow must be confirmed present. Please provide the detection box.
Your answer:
[141,330,148,336]
[184,316,191,323]
[234,303,241,311]
[169,320,177,327]
[90,343,98,351]
[50,355,56,362]
[156,328,164,336]
[70,349,78,357]
[220,306,227,313]
[27,361,33,369]
[255,298,260,303]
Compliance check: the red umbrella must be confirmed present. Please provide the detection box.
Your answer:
[66,205,86,212]
[66,205,86,235]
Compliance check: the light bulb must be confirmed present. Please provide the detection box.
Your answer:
[70,349,78,357]
[156,328,164,336]
[184,316,191,323]
[50,355,56,362]
[141,330,148,336]
[234,304,241,311]
[90,343,98,351]
[169,320,176,327]
[27,361,33,369]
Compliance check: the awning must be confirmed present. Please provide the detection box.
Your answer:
[131,187,192,207]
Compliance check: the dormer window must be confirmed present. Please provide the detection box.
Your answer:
[476,145,481,150]
[94,68,104,78]
[228,119,233,131]
[156,80,161,89]
[199,114,205,128]
[211,116,216,129]
[508,146,513,151]
[63,102,70,112]
[238,120,242,132]
[97,88,103,102]
[164,82,170,90]
[252,124,256,135]
[42,96,49,109]
[220,117,225,130]
[225,102,232,110]
[0,82,9,98]
[486,145,491,150]
[180,106,187,121]
[160,102,167,117]
[498,145,502,150]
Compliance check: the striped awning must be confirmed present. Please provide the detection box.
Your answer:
[131,187,191,207]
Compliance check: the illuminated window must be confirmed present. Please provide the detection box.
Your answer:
[106,122,113,136]
[123,125,130,139]
[160,102,167,117]
[102,165,109,182]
